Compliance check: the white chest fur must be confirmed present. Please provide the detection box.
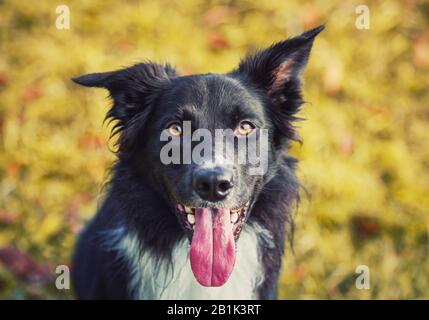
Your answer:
[114,224,268,299]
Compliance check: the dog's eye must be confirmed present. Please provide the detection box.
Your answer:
[235,121,255,136]
[167,122,182,136]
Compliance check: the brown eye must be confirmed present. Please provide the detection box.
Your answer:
[235,121,255,136]
[167,123,182,136]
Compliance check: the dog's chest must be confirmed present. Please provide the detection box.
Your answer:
[118,226,265,299]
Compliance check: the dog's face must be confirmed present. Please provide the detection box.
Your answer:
[143,73,269,230]
[73,26,323,287]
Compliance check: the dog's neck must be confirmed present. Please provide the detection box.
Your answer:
[111,223,270,299]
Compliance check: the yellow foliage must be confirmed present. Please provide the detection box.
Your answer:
[0,0,428,299]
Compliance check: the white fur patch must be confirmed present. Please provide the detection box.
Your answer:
[113,224,270,299]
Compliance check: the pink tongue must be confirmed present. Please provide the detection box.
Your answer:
[190,208,236,287]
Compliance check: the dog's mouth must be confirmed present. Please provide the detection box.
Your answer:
[175,202,250,287]
[176,203,250,239]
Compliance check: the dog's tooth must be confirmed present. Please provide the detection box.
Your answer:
[185,206,192,214]
[187,214,195,225]
[177,204,185,212]
[230,211,238,224]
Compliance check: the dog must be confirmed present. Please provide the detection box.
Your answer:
[71,25,324,300]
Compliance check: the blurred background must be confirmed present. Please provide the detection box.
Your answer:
[0,0,428,299]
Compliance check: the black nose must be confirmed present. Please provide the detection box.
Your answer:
[193,167,234,201]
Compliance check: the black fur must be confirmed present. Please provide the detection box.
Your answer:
[71,25,324,299]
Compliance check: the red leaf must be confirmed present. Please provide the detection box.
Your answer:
[21,84,43,103]
[0,71,8,87]
[0,246,52,284]
[209,32,230,50]
[0,210,19,224]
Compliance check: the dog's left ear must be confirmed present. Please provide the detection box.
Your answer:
[234,25,324,142]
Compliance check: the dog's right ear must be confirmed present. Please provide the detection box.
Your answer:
[72,63,177,125]
[72,62,177,156]
[72,71,117,88]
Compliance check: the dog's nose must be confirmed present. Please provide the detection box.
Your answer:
[193,167,234,201]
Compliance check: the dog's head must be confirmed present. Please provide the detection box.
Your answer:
[73,26,323,287]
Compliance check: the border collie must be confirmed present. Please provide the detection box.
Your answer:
[71,25,324,300]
